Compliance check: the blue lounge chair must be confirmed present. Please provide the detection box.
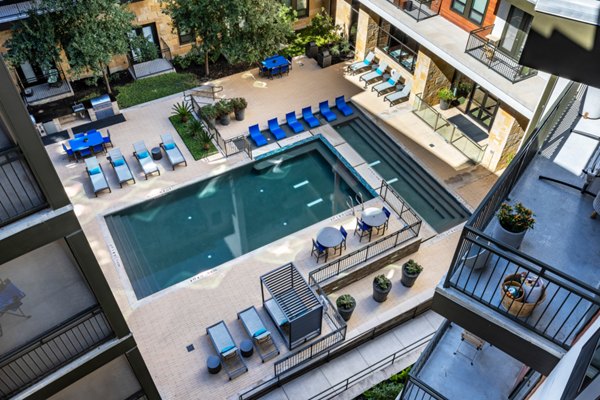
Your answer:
[347,51,375,75]
[302,107,320,128]
[335,96,354,117]
[62,143,75,161]
[249,124,268,147]
[102,129,113,148]
[319,101,337,122]
[286,112,305,133]
[268,119,286,140]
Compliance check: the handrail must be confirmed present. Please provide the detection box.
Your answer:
[400,0,439,22]
[400,375,447,400]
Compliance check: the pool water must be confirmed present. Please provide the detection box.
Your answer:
[106,140,372,299]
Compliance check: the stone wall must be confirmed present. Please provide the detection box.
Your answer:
[334,0,352,39]
[354,6,380,61]
[412,48,454,106]
[483,106,526,171]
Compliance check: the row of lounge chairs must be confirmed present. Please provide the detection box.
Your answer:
[348,51,413,106]
[85,135,187,196]
[248,96,355,147]
[207,306,280,380]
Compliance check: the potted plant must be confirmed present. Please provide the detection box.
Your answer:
[372,274,392,303]
[200,105,217,127]
[216,100,233,126]
[231,97,248,121]
[171,101,193,123]
[401,259,423,287]
[495,202,535,249]
[437,88,454,110]
[336,294,356,321]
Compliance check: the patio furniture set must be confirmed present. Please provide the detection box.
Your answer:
[347,51,413,106]
[258,54,292,79]
[62,129,112,161]
[65,131,187,197]
[248,96,354,147]
[0,278,30,337]
[311,207,391,263]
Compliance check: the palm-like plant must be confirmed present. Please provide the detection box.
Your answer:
[187,119,214,150]
[172,101,193,123]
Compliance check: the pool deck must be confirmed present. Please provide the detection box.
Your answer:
[44,57,498,399]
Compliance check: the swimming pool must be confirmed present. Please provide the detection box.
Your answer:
[333,110,470,232]
[106,139,373,299]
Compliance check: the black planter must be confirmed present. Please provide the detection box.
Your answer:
[234,109,245,121]
[372,282,392,303]
[306,42,318,59]
[401,268,421,287]
[337,304,355,321]
[317,50,332,68]
[219,114,231,125]
[439,99,450,110]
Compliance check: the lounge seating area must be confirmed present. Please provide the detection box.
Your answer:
[207,321,248,380]
[238,306,280,362]
[258,54,291,79]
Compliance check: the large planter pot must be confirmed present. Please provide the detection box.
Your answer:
[337,304,355,321]
[401,268,421,287]
[439,99,450,110]
[219,114,231,126]
[372,282,392,303]
[234,109,245,121]
[461,243,490,270]
[494,223,527,249]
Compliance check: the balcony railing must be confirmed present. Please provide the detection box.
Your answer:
[442,82,600,350]
[379,44,418,73]
[0,306,114,398]
[398,0,439,21]
[0,146,47,227]
[412,94,487,164]
[465,25,537,83]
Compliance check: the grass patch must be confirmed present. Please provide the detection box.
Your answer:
[169,115,218,161]
[116,73,199,108]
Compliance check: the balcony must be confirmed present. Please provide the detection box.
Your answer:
[0,146,47,227]
[465,25,538,83]
[399,0,439,22]
[128,38,175,80]
[435,82,600,371]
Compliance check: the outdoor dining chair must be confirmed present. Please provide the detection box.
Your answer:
[311,239,328,263]
[62,143,75,161]
[354,218,373,242]
[102,129,113,148]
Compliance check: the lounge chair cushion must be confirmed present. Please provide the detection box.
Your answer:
[164,142,175,150]
[113,159,125,167]
[89,167,101,175]
[253,327,267,337]
[221,344,235,354]
[222,347,237,359]
[138,151,149,159]
[255,331,271,343]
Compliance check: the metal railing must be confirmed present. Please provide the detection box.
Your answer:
[0,306,114,398]
[379,44,418,74]
[442,82,600,349]
[400,376,446,400]
[308,181,421,286]
[401,0,440,21]
[0,146,47,227]
[309,332,434,400]
[465,25,537,83]
[413,93,487,164]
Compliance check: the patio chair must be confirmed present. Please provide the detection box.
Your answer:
[133,141,160,180]
[302,107,321,128]
[286,112,305,134]
[160,133,188,170]
[311,239,328,263]
[319,101,337,122]
[207,321,248,380]
[108,148,135,188]
[78,147,92,159]
[280,64,290,76]
[238,306,280,363]
[268,118,286,140]
[347,51,375,75]
[373,70,401,97]
[384,81,412,106]
[62,143,75,161]
[92,142,105,155]
[102,129,113,148]
[249,124,268,147]
[84,156,111,197]
[339,225,348,251]
[286,55,293,70]
[359,61,388,88]
[454,329,485,365]
[269,67,281,79]
[74,133,86,139]
[376,207,391,235]
[0,279,30,337]
[354,218,372,242]
[335,96,354,117]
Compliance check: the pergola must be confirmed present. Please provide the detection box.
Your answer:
[260,263,323,350]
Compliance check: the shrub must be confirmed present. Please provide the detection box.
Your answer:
[374,275,391,291]
[200,104,218,121]
[336,294,356,310]
[403,259,423,275]
[231,97,248,111]
[215,99,233,117]
[171,101,193,122]
[497,202,535,233]
[437,87,454,101]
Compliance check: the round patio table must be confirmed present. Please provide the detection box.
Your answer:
[362,207,388,228]
[316,227,344,249]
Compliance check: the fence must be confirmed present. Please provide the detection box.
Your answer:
[0,146,47,227]
[401,0,439,22]
[412,93,487,164]
[465,25,537,83]
[0,306,114,398]
[308,332,434,400]
[308,181,421,285]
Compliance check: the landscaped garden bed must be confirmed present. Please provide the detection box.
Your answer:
[169,114,218,160]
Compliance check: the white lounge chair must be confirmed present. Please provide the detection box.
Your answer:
[85,157,111,196]
[347,51,375,75]
[359,61,388,88]
[238,306,280,362]
[384,81,412,106]
[207,321,248,380]
[160,133,187,170]
[373,70,401,97]
[133,141,160,179]
[108,148,135,188]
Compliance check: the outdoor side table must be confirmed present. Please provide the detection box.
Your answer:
[151,147,162,160]
[207,355,221,374]
[240,339,254,358]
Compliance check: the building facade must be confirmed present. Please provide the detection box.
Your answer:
[0,56,159,400]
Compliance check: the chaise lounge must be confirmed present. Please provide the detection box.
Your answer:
[319,101,337,122]
[373,70,401,97]
[107,148,135,188]
[286,112,305,133]
[268,118,286,140]
[302,107,321,128]
[85,157,111,196]
[207,321,248,380]
[133,141,160,179]
[238,306,280,362]
[359,61,388,88]
[335,96,354,117]
[160,133,187,170]
[384,81,412,106]
[347,51,375,75]
[249,124,268,147]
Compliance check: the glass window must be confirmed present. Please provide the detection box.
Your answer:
[280,0,308,18]
[499,6,533,57]
[451,0,489,25]
[376,19,419,73]
[451,0,466,13]
[178,27,194,45]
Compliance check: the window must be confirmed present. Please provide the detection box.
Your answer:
[451,0,489,25]
[376,19,419,73]
[499,6,532,58]
[281,0,308,18]
[178,27,194,45]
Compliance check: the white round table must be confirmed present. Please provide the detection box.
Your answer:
[361,207,388,228]
[316,227,344,248]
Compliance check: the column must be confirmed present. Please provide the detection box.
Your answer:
[483,106,526,171]
[412,48,453,106]
[354,6,380,61]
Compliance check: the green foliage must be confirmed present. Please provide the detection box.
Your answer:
[129,34,160,63]
[169,115,218,160]
[359,365,412,400]
[230,97,248,111]
[199,104,218,121]
[336,294,356,310]
[171,101,193,122]
[116,73,199,108]
[281,9,344,58]
[374,275,391,291]
[497,202,535,233]
[437,87,454,101]
[403,259,423,275]
[215,99,233,118]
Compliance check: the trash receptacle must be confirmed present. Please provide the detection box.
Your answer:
[305,42,318,59]
[317,49,332,68]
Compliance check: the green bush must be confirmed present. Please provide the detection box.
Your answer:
[116,73,199,108]
[169,115,218,160]
[358,365,412,400]
[281,8,343,58]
